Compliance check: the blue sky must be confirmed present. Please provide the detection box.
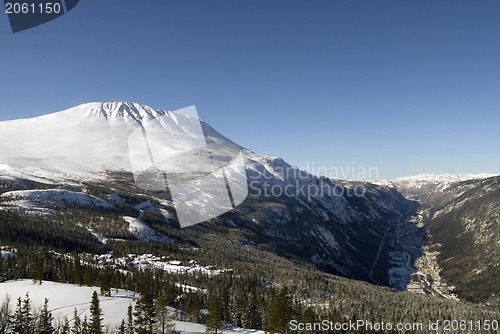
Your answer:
[1,0,499,179]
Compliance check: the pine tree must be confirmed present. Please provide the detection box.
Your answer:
[58,317,70,334]
[155,292,178,334]
[118,320,126,334]
[99,265,111,297]
[0,296,11,334]
[134,272,156,334]
[266,287,293,334]
[33,259,44,285]
[89,291,103,334]
[71,308,82,334]
[186,293,202,321]
[206,290,222,334]
[11,293,35,334]
[84,266,93,287]
[74,254,82,286]
[126,304,134,334]
[21,292,35,333]
[37,298,55,334]
[81,316,89,334]
[241,293,261,330]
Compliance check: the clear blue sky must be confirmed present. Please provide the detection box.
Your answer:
[1,0,499,179]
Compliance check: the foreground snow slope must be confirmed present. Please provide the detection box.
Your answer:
[0,280,136,327]
[0,280,264,333]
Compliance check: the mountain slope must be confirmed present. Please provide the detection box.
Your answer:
[1,102,420,288]
[0,102,242,182]
[393,175,500,305]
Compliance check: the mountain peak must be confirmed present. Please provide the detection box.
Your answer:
[0,102,238,181]
[73,102,164,121]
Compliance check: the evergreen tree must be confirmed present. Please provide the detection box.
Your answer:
[89,291,103,334]
[0,296,11,334]
[99,265,111,297]
[126,304,134,334]
[71,309,81,334]
[81,316,89,334]
[266,287,293,334]
[84,266,93,287]
[206,290,222,334]
[11,293,35,334]
[33,258,44,285]
[241,293,261,330]
[74,254,82,286]
[185,292,202,321]
[118,320,126,334]
[58,317,70,334]
[37,298,55,334]
[134,272,156,334]
[155,293,178,334]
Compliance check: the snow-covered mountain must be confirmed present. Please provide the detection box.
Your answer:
[0,103,433,287]
[393,173,497,195]
[0,102,243,183]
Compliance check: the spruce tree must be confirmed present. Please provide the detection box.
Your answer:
[37,298,55,334]
[0,296,11,334]
[84,266,93,287]
[71,308,81,334]
[126,304,134,334]
[134,272,156,334]
[118,320,126,334]
[155,292,178,334]
[59,317,70,334]
[99,265,111,297]
[89,291,103,334]
[81,315,89,334]
[266,287,293,334]
[206,290,222,334]
[33,259,44,285]
[11,293,35,334]
[74,254,82,286]
[242,293,261,330]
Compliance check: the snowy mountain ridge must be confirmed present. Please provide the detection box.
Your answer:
[0,102,420,287]
[0,102,242,183]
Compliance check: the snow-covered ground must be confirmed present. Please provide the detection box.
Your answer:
[0,280,136,329]
[113,253,231,276]
[1,189,114,213]
[124,215,172,244]
[0,280,264,334]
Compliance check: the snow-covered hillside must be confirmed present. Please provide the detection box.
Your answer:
[393,173,497,192]
[0,102,419,286]
[1,189,115,213]
[0,102,243,182]
[0,280,136,328]
[0,280,264,334]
